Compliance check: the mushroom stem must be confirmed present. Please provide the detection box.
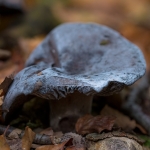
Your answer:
[49,91,93,132]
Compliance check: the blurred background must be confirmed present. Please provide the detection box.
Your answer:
[0,0,150,82]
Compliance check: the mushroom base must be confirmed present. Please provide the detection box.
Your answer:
[49,91,93,132]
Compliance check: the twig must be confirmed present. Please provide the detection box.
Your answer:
[0,124,53,145]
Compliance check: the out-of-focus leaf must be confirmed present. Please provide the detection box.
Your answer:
[0,77,13,96]
[40,127,53,136]
[100,105,147,134]
[0,49,11,60]
[31,143,41,149]
[0,89,3,95]
[35,140,68,150]
[53,131,63,138]
[75,115,116,135]
[0,134,10,150]
[7,138,22,150]
[22,126,35,150]
[8,128,22,139]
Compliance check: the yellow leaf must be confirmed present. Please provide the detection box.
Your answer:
[0,134,10,150]
[22,126,35,150]
[0,89,3,96]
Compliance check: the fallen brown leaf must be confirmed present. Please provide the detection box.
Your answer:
[22,126,35,150]
[7,138,22,150]
[35,140,68,150]
[0,134,10,150]
[0,89,3,95]
[75,115,116,135]
[31,143,41,149]
[40,127,53,136]
[53,131,63,138]
[100,105,147,134]
[0,77,13,96]
[8,128,22,139]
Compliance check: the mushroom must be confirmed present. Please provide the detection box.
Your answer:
[2,23,146,132]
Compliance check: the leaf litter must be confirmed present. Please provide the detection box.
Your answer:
[75,114,116,135]
[100,105,147,134]
[0,114,146,150]
[0,134,10,150]
[22,126,36,150]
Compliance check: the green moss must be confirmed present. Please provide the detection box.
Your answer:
[139,135,150,147]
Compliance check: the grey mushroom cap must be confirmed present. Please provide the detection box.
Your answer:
[2,23,146,119]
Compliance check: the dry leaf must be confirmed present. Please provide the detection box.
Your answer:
[8,128,22,139]
[0,77,13,96]
[31,143,41,149]
[7,138,22,150]
[100,105,147,134]
[0,89,3,95]
[0,49,11,59]
[22,126,35,150]
[53,131,63,138]
[40,127,53,136]
[101,105,136,129]
[75,115,116,135]
[0,134,10,150]
[36,140,68,150]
